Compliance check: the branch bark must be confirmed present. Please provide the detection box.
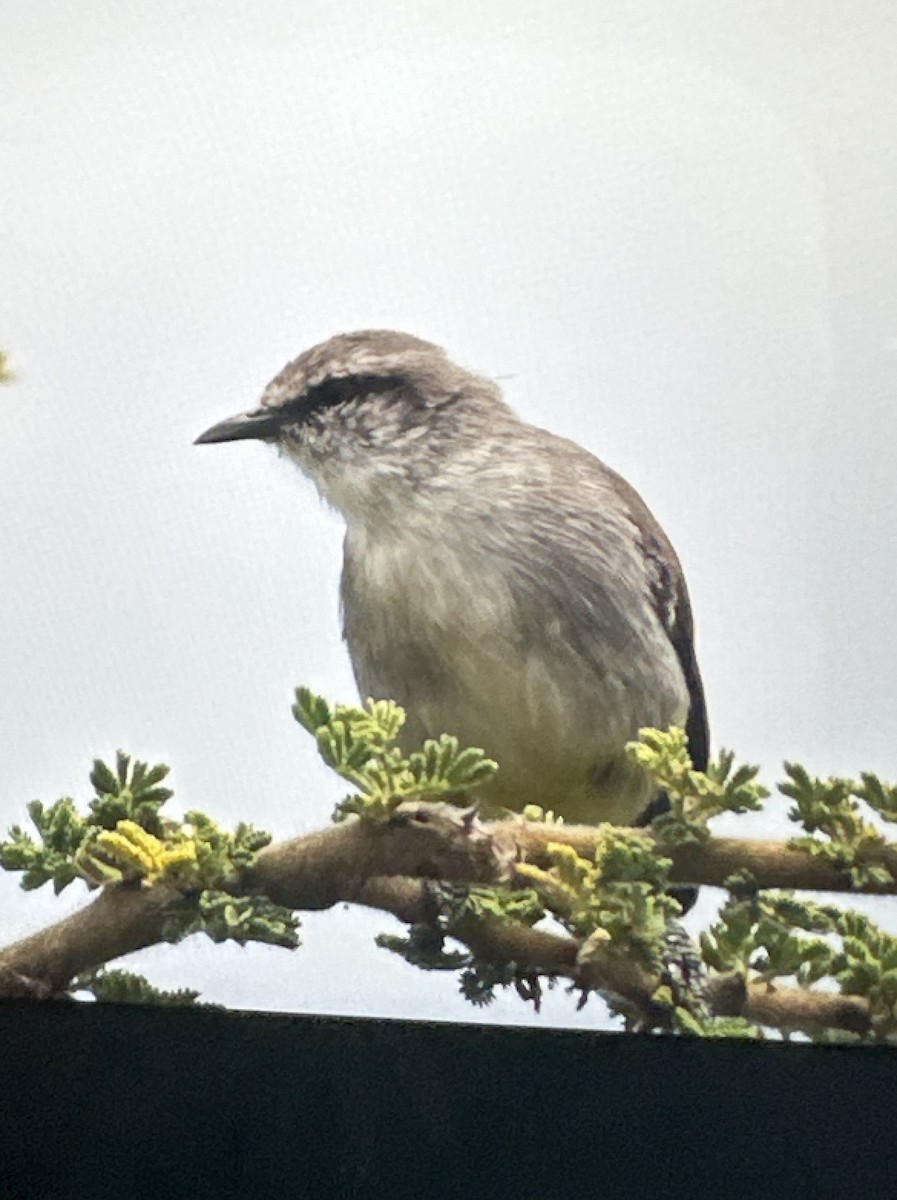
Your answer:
[0,804,885,1038]
[0,882,182,992]
[510,821,890,892]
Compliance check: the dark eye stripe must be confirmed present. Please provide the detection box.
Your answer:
[295,373,407,416]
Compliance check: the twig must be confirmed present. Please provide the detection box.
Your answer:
[0,805,885,1036]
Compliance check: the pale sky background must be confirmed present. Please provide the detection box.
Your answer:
[2,1,896,1030]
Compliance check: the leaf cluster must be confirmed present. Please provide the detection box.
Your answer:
[457,960,547,1010]
[629,736,897,1037]
[703,878,897,1039]
[1,752,172,892]
[293,687,497,820]
[73,967,205,1007]
[627,727,767,844]
[701,874,835,986]
[378,884,546,1008]
[521,829,677,974]
[0,751,298,957]
[783,764,897,889]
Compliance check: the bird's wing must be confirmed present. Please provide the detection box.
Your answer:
[495,428,710,774]
[635,523,710,773]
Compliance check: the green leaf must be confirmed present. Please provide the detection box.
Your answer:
[292,686,332,734]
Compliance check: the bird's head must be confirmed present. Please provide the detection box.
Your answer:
[195,330,512,518]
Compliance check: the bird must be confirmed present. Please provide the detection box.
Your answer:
[196,330,708,828]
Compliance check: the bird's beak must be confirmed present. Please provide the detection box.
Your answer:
[194,407,284,445]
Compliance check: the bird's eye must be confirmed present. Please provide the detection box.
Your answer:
[302,376,358,413]
[300,374,404,416]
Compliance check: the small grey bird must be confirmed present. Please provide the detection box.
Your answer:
[196,331,708,826]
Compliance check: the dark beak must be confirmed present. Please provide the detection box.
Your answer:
[194,408,284,445]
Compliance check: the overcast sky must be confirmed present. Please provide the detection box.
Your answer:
[2,0,896,1029]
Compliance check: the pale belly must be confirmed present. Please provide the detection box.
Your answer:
[359,636,682,826]
[343,526,687,826]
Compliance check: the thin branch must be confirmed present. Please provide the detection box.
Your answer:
[0,804,885,1036]
[708,974,871,1038]
[509,822,888,892]
[0,882,183,992]
[242,802,515,910]
[0,804,513,998]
